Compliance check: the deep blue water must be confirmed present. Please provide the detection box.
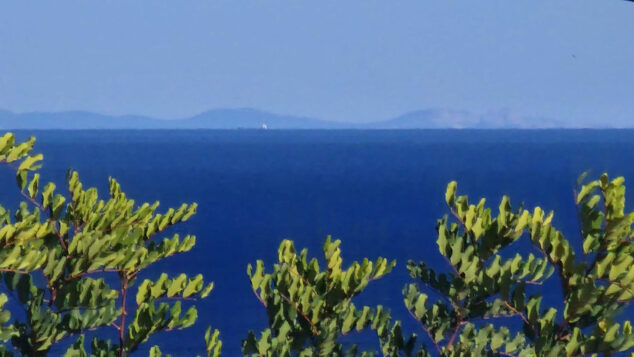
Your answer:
[2,130,634,355]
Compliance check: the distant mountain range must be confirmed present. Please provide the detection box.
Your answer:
[365,109,569,129]
[0,109,340,130]
[0,108,594,130]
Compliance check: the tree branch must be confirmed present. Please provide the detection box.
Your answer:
[278,292,320,336]
[407,309,442,355]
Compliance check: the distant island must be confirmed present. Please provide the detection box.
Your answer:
[0,108,604,130]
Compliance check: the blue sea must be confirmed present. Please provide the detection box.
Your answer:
[3,130,634,355]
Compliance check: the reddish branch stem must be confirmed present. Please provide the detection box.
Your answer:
[278,292,320,336]
[503,301,533,332]
[446,320,465,350]
[0,268,29,274]
[119,276,129,357]
[252,289,267,307]
[65,268,121,282]
[407,309,442,355]
[18,189,68,251]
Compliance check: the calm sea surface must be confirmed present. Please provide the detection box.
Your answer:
[3,130,634,355]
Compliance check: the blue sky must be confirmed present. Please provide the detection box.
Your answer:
[0,1,632,125]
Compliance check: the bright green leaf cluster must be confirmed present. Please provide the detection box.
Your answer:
[383,173,634,356]
[2,130,632,357]
[243,237,395,356]
[0,132,215,356]
[204,326,223,357]
[0,294,17,342]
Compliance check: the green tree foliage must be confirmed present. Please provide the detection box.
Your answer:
[2,130,633,357]
[385,174,634,356]
[0,133,219,356]
[242,237,396,356]
[146,326,222,357]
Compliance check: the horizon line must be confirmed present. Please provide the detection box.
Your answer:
[0,107,620,129]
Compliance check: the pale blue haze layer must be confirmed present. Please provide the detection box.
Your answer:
[1,1,633,126]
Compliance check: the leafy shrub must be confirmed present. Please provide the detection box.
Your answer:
[385,174,634,356]
[1,131,633,356]
[0,133,218,356]
[243,237,395,356]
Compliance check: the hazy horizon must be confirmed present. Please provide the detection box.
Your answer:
[1,106,632,129]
